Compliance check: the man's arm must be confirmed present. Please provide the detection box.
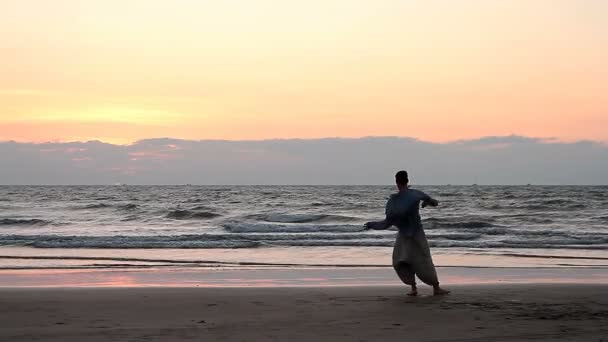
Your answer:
[420,191,439,208]
[364,219,392,230]
[421,197,439,208]
[364,197,395,230]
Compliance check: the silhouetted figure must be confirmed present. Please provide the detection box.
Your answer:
[365,170,449,296]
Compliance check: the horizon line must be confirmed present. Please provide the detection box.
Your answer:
[2,134,607,146]
[1,184,606,187]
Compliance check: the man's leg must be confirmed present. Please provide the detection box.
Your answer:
[414,261,450,295]
[412,231,450,296]
[392,233,419,295]
[393,262,417,296]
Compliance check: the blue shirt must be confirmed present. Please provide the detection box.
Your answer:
[384,189,432,237]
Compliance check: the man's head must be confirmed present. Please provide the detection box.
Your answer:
[395,170,409,190]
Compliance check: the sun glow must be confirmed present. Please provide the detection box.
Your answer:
[22,107,182,125]
[1,0,607,143]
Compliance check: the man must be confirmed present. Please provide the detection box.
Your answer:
[365,170,449,296]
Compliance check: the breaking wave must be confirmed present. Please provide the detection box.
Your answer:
[245,213,358,224]
[119,203,138,210]
[223,222,365,233]
[424,218,495,229]
[79,203,112,209]
[0,232,606,249]
[166,210,221,220]
[0,219,52,226]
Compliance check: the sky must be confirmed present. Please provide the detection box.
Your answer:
[1,0,607,144]
[2,136,607,185]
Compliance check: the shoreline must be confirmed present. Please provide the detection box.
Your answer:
[2,246,607,270]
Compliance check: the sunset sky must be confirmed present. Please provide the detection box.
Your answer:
[1,0,607,144]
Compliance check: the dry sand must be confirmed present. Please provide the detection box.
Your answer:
[1,284,606,341]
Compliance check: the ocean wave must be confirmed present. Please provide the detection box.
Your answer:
[271,239,394,247]
[435,243,608,250]
[539,199,581,206]
[74,203,112,210]
[310,202,335,207]
[120,215,140,222]
[427,233,482,240]
[72,203,138,211]
[515,201,587,210]
[540,198,572,205]
[0,232,606,249]
[119,203,138,210]
[223,222,365,233]
[0,235,260,249]
[525,217,555,224]
[523,204,556,210]
[436,192,459,197]
[0,234,390,248]
[225,232,393,241]
[93,196,116,201]
[188,205,217,212]
[166,209,221,220]
[447,221,495,229]
[0,219,52,226]
[184,197,205,203]
[246,213,358,224]
[564,204,586,209]
[472,227,510,235]
[500,237,608,246]
[507,230,608,242]
[424,218,495,229]
[491,253,608,261]
[481,204,504,210]
[0,255,389,268]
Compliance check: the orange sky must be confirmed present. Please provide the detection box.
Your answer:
[1,0,607,144]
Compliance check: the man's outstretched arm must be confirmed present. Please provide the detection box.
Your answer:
[364,219,392,230]
[420,190,439,208]
[365,197,396,230]
[421,197,439,208]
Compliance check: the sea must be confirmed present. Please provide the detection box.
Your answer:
[0,185,607,270]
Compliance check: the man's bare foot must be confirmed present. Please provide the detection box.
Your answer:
[433,287,450,296]
[407,286,418,296]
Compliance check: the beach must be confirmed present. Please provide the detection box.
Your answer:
[1,267,607,341]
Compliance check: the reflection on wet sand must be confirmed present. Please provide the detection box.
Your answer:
[0,267,606,288]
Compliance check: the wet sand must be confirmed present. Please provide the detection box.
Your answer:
[1,266,607,287]
[1,284,606,341]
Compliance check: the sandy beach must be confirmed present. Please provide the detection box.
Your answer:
[1,268,606,342]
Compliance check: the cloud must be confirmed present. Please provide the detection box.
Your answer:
[455,135,544,146]
[0,136,606,185]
